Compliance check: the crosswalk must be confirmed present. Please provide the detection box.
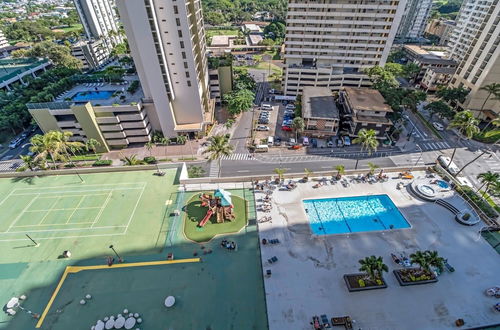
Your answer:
[208,160,220,177]
[419,141,451,151]
[0,160,21,172]
[482,154,500,172]
[221,153,254,160]
[391,153,425,167]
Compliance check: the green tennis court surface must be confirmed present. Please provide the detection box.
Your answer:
[0,171,268,330]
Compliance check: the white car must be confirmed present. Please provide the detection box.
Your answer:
[456,176,473,188]
[432,122,444,131]
[285,104,296,110]
[437,155,460,175]
[255,125,270,131]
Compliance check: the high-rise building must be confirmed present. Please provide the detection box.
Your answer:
[73,0,123,51]
[116,0,214,137]
[0,29,9,50]
[283,0,407,96]
[425,19,456,46]
[448,0,500,118]
[396,0,433,42]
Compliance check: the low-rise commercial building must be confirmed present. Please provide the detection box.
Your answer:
[340,88,393,138]
[420,66,456,92]
[402,45,457,83]
[208,56,232,105]
[425,19,456,46]
[301,87,340,137]
[27,80,151,151]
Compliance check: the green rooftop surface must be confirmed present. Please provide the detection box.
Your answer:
[0,170,267,330]
[0,58,49,83]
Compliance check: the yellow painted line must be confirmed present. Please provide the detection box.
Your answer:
[35,258,200,328]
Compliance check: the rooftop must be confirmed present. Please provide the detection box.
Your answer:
[210,35,237,47]
[0,57,50,84]
[242,24,262,33]
[343,88,392,112]
[302,86,340,120]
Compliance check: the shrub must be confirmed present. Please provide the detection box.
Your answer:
[455,186,498,218]
[64,163,76,168]
[92,160,112,167]
[143,156,157,164]
[127,80,140,94]
[462,213,471,220]
[358,279,365,287]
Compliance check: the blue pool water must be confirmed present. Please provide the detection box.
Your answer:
[72,91,114,102]
[303,194,410,235]
[436,180,450,189]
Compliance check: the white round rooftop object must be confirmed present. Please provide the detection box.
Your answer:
[164,296,175,308]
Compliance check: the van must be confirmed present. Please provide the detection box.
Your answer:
[261,103,273,110]
[437,155,459,175]
[254,144,269,152]
[302,137,309,146]
[267,136,274,146]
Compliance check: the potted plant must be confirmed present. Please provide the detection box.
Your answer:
[274,168,286,184]
[335,165,345,180]
[393,250,443,286]
[343,255,388,291]
[303,168,313,182]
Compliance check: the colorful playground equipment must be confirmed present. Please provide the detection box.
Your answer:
[198,189,236,227]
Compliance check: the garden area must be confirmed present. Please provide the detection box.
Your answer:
[183,190,249,243]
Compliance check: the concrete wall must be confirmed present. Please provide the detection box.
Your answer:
[29,108,61,133]
[72,103,110,152]
[218,65,233,96]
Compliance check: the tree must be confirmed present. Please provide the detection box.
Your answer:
[204,11,226,25]
[13,41,82,69]
[334,165,345,179]
[367,162,379,176]
[358,255,388,282]
[410,250,444,275]
[291,117,305,141]
[436,87,469,108]
[274,168,286,182]
[85,138,101,157]
[424,101,454,120]
[477,171,500,196]
[403,62,421,81]
[353,129,379,155]
[224,89,255,116]
[202,134,234,178]
[16,155,40,172]
[224,119,235,129]
[425,250,445,273]
[402,90,427,112]
[304,168,314,181]
[478,83,500,113]
[122,154,143,166]
[145,141,154,157]
[176,135,188,158]
[159,137,170,157]
[410,250,430,273]
[188,165,205,178]
[481,117,500,134]
[447,110,480,166]
[364,66,399,90]
[264,21,285,39]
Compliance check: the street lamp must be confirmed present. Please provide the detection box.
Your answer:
[109,245,123,262]
[409,144,423,172]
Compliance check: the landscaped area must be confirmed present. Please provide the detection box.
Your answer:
[0,169,267,330]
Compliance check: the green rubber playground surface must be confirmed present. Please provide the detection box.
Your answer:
[0,172,268,330]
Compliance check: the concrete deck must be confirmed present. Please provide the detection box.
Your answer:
[256,172,500,330]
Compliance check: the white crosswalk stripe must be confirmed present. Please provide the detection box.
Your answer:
[208,161,219,177]
[221,153,254,160]
[421,141,451,151]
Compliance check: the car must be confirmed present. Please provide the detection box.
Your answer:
[327,138,334,147]
[31,125,38,132]
[261,103,273,110]
[288,138,296,145]
[433,122,444,131]
[269,89,276,94]
[343,136,351,146]
[260,110,269,115]
[437,155,459,175]
[456,176,473,188]
[281,125,292,131]
[311,138,318,148]
[20,132,28,139]
[337,138,344,147]
[258,119,269,124]
[255,125,270,131]
[274,137,282,146]
[285,104,296,110]
[283,120,293,126]
[284,109,295,114]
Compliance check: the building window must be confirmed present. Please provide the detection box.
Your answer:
[181,52,186,59]
[173,5,178,14]
[176,18,181,26]
[185,71,190,78]
[178,30,182,38]
[184,62,188,68]
[180,41,184,48]
[187,81,191,87]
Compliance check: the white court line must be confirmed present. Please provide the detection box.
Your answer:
[0,231,128,242]
[66,195,86,224]
[34,193,108,199]
[13,222,93,227]
[12,182,148,191]
[5,193,40,233]
[5,225,128,234]
[11,187,142,196]
[123,183,147,234]
[38,196,61,225]
[24,206,102,213]
[90,191,112,228]
[0,189,16,207]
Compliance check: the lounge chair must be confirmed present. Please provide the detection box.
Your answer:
[268,256,278,264]
[331,317,346,326]
[266,269,271,277]
[311,316,321,329]
[320,315,330,328]
[269,239,280,244]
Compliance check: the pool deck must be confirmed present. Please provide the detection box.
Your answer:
[257,172,500,330]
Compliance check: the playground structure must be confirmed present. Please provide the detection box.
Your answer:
[198,189,236,227]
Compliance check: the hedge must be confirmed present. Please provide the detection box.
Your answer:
[143,156,157,164]
[455,185,498,218]
[92,160,113,167]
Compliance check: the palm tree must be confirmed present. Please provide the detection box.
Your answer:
[85,138,101,157]
[478,83,500,113]
[334,165,345,180]
[426,250,445,274]
[353,129,379,169]
[202,135,234,178]
[480,117,500,134]
[274,168,286,182]
[477,171,500,196]
[358,255,388,282]
[122,154,143,166]
[145,141,154,157]
[447,110,480,166]
[304,168,313,181]
[176,135,188,158]
[292,117,305,142]
[367,162,379,176]
[16,155,39,172]
[160,137,170,158]
[410,250,430,274]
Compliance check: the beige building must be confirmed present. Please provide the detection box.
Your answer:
[301,87,340,137]
[448,0,500,119]
[421,66,456,92]
[402,45,457,83]
[71,39,112,71]
[116,0,214,138]
[425,19,456,46]
[27,81,151,151]
[0,29,9,50]
[283,0,407,96]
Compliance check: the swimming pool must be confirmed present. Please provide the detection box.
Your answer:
[436,180,450,189]
[72,91,114,102]
[303,194,410,235]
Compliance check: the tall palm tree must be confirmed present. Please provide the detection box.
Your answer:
[16,155,39,172]
[145,141,154,157]
[335,165,345,179]
[426,250,445,273]
[274,168,286,182]
[477,171,500,196]
[292,117,305,142]
[358,255,388,282]
[478,83,500,113]
[85,138,101,157]
[202,135,234,178]
[447,110,480,166]
[367,162,379,176]
[353,129,379,169]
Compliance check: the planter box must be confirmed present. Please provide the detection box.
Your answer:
[343,273,388,292]
[393,269,438,286]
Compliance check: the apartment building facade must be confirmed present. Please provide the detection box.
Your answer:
[396,0,433,42]
[116,0,214,138]
[0,29,9,50]
[73,0,123,53]
[71,39,112,71]
[282,0,407,96]
[425,19,456,46]
[448,0,500,118]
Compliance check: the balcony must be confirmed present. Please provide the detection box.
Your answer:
[127,136,150,143]
[124,127,151,136]
[99,124,123,132]
[118,112,146,121]
[103,131,126,139]
[107,139,128,146]
[58,120,78,128]
[96,116,120,124]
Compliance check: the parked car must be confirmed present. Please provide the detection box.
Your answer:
[327,138,335,148]
[261,103,273,110]
[8,139,22,149]
[274,137,282,146]
[311,138,318,148]
[269,89,276,94]
[437,155,459,175]
[284,109,295,115]
[343,136,351,146]
[288,138,296,146]
[259,119,269,124]
[256,125,270,131]
[281,125,292,131]
[337,138,344,147]
[433,122,444,131]
[285,104,296,110]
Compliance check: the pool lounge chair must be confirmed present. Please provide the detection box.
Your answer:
[268,256,278,264]
[311,316,321,329]
[320,314,330,328]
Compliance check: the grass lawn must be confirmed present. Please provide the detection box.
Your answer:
[69,153,102,161]
[205,28,239,39]
[183,192,248,243]
[52,24,83,33]
[239,60,283,77]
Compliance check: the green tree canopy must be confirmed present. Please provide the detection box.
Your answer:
[12,41,82,69]
[264,21,285,39]
[224,89,255,116]
[424,101,454,120]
